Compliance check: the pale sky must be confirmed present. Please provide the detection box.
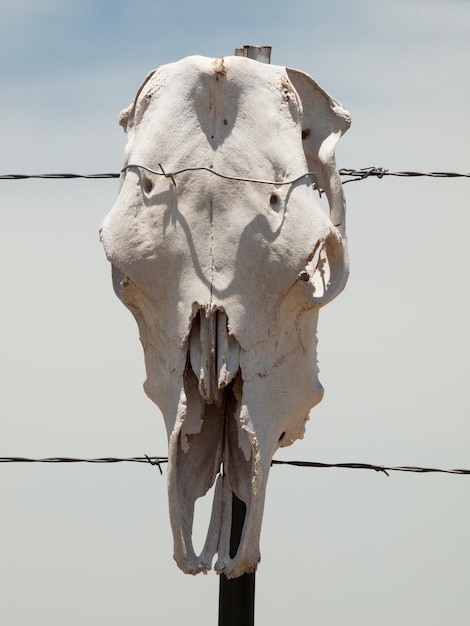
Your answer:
[1,1,469,624]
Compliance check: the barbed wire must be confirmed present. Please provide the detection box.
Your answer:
[0,455,166,464]
[0,173,120,180]
[0,455,167,475]
[0,168,469,182]
[339,167,470,184]
[271,460,470,477]
[1,456,469,477]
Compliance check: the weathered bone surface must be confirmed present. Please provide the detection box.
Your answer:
[100,55,350,579]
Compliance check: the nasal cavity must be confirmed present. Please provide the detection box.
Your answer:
[270,194,280,211]
[229,494,247,559]
[142,176,153,194]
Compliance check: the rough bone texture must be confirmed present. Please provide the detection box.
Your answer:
[100,55,350,579]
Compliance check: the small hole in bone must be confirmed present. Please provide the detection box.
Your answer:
[302,128,311,140]
[142,176,153,194]
[224,119,228,125]
[270,194,279,206]
[278,431,286,443]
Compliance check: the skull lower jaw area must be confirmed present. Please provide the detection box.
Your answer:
[167,365,268,579]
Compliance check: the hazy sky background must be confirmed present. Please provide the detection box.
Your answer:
[1,1,469,624]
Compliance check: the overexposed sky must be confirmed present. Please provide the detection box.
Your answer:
[1,1,469,624]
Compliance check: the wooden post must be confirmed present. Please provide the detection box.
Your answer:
[217,45,270,626]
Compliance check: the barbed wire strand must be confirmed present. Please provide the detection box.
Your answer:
[0,168,469,182]
[339,167,470,184]
[0,173,120,180]
[0,456,469,476]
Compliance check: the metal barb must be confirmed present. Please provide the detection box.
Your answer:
[144,454,163,475]
[339,167,388,184]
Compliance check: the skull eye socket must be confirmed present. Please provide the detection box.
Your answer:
[142,175,154,194]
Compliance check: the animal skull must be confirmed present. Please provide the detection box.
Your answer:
[100,55,350,579]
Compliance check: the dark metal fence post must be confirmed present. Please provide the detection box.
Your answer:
[217,45,271,626]
[218,494,255,626]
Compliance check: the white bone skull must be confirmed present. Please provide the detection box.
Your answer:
[100,55,350,579]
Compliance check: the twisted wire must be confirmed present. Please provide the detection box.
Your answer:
[123,163,317,186]
[1,456,469,477]
[339,167,470,184]
[0,173,120,180]
[0,167,469,182]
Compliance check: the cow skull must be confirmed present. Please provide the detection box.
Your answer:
[100,55,350,579]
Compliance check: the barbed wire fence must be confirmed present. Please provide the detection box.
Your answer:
[1,456,469,477]
[0,167,469,182]
[1,165,469,478]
